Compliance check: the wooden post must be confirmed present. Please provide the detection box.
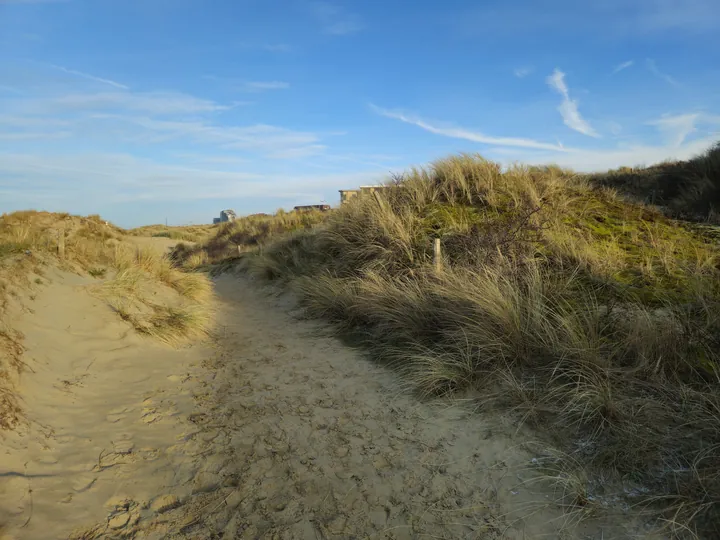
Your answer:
[433,237,442,273]
[57,227,65,259]
[373,190,384,209]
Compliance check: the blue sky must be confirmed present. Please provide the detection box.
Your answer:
[1,0,719,228]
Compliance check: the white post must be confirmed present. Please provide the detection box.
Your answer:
[433,238,442,273]
[57,228,65,259]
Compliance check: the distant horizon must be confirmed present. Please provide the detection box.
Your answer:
[2,0,719,228]
[4,142,720,229]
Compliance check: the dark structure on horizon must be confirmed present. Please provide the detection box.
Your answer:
[293,204,331,212]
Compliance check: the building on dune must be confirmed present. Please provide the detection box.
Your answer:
[213,209,237,224]
[293,204,331,212]
[339,185,395,205]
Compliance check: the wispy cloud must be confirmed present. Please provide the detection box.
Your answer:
[0,151,383,207]
[262,43,292,53]
[636,0,720,33]
[0,0,67,3]
[648,113,699,146]
[0,113,70,140]
[514,67,533,78]
[49,64,129,89]
[457,1,720,38]
[203,75,290,93]
[266,145,327,159]
[607,120,623,136]
[41,91,234,115]
[70,114,323,155]
[1,73,322,160]
[486,137,717,172]
[310,1,363,35]
[0,131,71,140]
[242,81,290,92]
[370,104,567,152]
[546,68,600,138]
[647,112,720,147]
[0,84,22,94]
[646,58,680,87]
[612,60,634,74]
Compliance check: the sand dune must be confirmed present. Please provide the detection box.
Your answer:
[1,243,653,539]
[0,266,212,539]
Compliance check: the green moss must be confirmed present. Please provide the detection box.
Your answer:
[417,203,485,237]
[0,242,30,260]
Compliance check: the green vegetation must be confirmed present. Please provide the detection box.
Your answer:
[190,147,720,537]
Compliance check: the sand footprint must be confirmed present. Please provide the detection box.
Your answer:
[104,496,141,531]
[106,406,130,424]
[140,400,161,424]
[72,474,97,493]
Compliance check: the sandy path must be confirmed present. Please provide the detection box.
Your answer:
[0,268,212,539]
[1,253,647,538]
[148,275,560,539]
[127,236,191,254]
[112,275,642,540]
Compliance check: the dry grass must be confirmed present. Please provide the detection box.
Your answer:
[107,295,212,346]
[170,209,331,268]
[0,210,216,430]
[228,151,720,537]
[91,243,215,345]
[590,142,720,223]
[127,223,218,243]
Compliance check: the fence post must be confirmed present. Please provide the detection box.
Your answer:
[433,237,442,273]
[57,227,65,259]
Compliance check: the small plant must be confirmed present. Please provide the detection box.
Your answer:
[88,267,106,278]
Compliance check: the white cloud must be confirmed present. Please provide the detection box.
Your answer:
[1,82,319,157]
[311,2,363,35]
[487,137,717,172]
[370,104,568,151]
[266,145,327,159]
[371,102,720,173]
[242,81,290,92]
[648,113,700,146]
[0,131,71,140]
[647,112,720,147]
[0,84,22,94]
[646,58,680,87]
[172,153,249,166]
[0,151,384,205]
[612,60,634,73]
[457,1,720,38]
[636,0,720,33]
[514,67,533,78]
[546,68,600,138]
[0,114,70,140]
[63,114,325,155]
[262,44,292,53]
[49,64,129,89]
[203,75,290,93]
[45,91,234,115]
[0,0,67,3]
[606,121,623,135]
